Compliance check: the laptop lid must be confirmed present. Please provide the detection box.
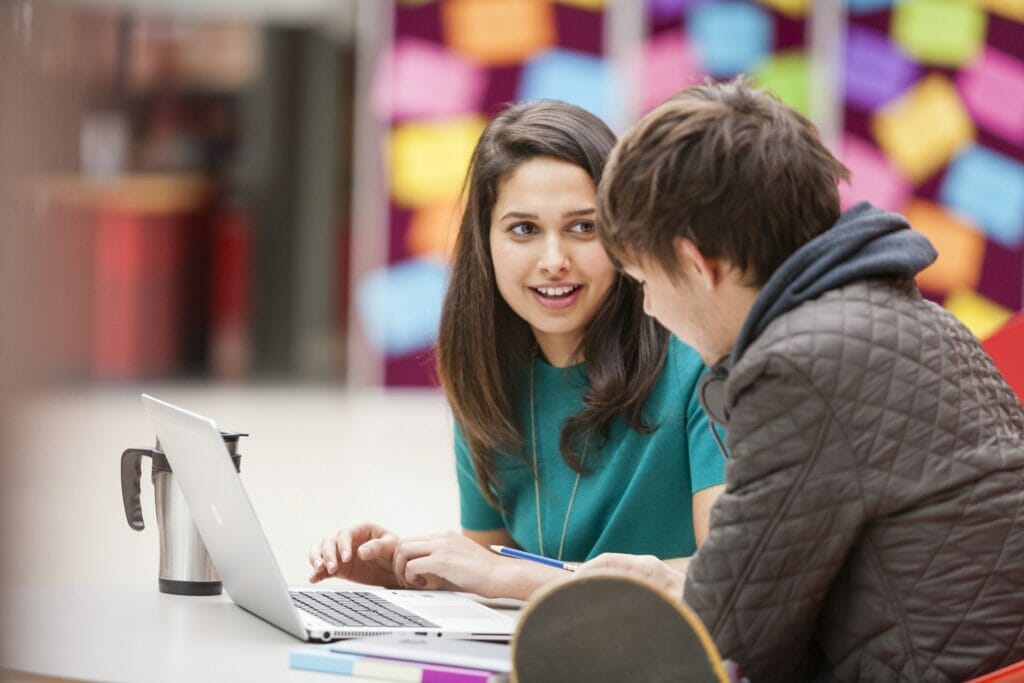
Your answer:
[142,394,308,639]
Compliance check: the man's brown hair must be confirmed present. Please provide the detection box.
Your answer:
[597,77,850,286]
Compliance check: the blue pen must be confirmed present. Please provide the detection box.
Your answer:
[489,545,579,572]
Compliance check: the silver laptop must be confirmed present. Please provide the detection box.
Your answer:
[141,394,516,642]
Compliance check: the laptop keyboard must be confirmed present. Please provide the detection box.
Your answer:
[291,590,440,629]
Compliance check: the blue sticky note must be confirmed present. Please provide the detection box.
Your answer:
[848,0,901,13]
[356,259,449,356]
[518,48,617,126]
[687,2,772,78]
[940,146,1024,248]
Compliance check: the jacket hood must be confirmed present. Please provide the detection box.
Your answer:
[728,201,938,366]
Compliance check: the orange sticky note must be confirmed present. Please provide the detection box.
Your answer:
[407,199,464,260]
[390,116,487,208]
[968,0,1024,25]
[557,0,606,8]
[756,0,809,18]
[943,289,1014,341]
[903,200,986,295]
[442,0,556,66]
[871,74,975,184]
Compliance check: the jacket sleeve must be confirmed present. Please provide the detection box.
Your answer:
[683,356,867,682]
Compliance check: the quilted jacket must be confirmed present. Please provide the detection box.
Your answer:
[684,203,1024,682]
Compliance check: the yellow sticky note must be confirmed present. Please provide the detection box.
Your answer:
[441,0,557,66]
[969,0,1024,23]
[753,51,810,117]
[390,116,486,208]
[944,289,1014,340]
[756,0,809,18]
[893,0,987,68]
[407,199,464,260]
[871,75,975,184]
[904,200,986,295]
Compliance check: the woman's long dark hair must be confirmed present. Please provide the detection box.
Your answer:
[436,101,669,506]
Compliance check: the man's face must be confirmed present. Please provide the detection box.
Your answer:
[621,256,724,366]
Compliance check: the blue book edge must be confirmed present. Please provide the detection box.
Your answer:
[289,646,358,675]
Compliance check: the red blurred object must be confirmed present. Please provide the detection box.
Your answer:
[93,209,186,379]
[208,204,251,379]
[966,660,1024,683]
[983,312,1024,405]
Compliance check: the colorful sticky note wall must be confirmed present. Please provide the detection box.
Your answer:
[944,288,1014,340]
[372,38,487,121]
[839,134,912,212]
[971,0,1024,23]
[844,26,921,111]
[356,259,449,357]
[406,200,463,260]
[639,29,702,113]
[389,116,486,208]
[753,51,810,117]
[441,0,556,66]
[688,2,773,78]
[871,74,976,184]
[891,0,987,68]
[518,49,616,125]
[557,0,607,9]
[982,313,1024,403]
[756,0,809,18]
[939,146,1024,248]
[847,0,897,12]
[903,200,986,295]
[957,47,1024,146]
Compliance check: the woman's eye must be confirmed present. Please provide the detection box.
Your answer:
[569,221,595,234]
[510,223,537,236]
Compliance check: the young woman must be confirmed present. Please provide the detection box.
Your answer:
[308,101,725,600]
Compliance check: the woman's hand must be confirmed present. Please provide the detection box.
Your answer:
[307,522,402,588]
[574,553,686,597]
[392,530,563,600]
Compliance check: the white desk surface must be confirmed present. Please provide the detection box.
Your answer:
[0,385,499,682]
[0,583,517,683]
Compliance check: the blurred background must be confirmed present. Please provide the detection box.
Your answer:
[1,0,1021,392]
[0,0,1022,587]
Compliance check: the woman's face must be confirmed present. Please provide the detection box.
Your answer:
[488,156,616,367]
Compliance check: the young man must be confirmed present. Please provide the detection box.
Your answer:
[582,79,1024,681]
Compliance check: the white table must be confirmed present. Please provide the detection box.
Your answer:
[0,583,517,682]
[0,386,493,682]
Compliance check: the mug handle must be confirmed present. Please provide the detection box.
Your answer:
[121,448,154,531]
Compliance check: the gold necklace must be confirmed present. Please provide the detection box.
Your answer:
[529,353,592,561]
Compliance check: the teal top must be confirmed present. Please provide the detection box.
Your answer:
[455,336,726,562]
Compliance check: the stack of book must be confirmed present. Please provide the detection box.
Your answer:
[289,635,511,682]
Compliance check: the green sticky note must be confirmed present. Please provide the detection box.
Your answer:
[892,0,987,67]
[754,51,810,117]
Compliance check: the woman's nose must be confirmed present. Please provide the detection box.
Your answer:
[539,236,570,274]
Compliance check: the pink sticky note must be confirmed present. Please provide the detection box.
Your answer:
[640,30,703,113]
[372,38,487,121]
[839,134,912,212]
[958,47,1024,146]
